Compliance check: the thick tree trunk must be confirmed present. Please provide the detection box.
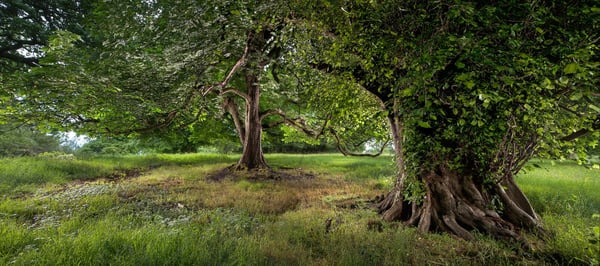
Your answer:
[233,71,269,170]
[377,160,543,244]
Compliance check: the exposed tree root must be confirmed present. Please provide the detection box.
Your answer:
[230,160,270,172]
[377,165,543,248]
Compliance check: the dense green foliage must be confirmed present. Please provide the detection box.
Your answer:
[0,0,92,132]
[0,154,598,265]
[2,0,387,155]
[0,0,90,70]
[306,0,599,176]
[286,0,600,240]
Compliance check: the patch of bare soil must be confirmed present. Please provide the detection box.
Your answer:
[206,166,316,182]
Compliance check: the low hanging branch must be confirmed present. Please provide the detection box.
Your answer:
[561,114,600,141]
[222,96,246,144]
[261,109,389,157]
[106,110,180,135]
[261,109,330,140]
[104,85,200,135]
[329,128,390,157]
[558,100,600,141]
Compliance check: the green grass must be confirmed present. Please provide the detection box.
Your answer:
[0,153,238,194]
[518,160,600,217]
[266,153,397,179]
[0,153,598,265]
[517,160,600,264]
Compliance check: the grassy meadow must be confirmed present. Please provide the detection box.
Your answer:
[0,153,598,265]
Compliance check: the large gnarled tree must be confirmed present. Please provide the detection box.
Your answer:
[303,0,599,242]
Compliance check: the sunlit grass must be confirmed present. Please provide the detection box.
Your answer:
[517,160,600,217]
[0,153,598,265]
[516,160,600,264]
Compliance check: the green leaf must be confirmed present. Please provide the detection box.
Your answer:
[418,121,431,128]
[570,93,583,101]
[563,63,578,74]
[535,27,544,34]
[465,81,475,89]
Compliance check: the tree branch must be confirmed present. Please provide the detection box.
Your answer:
[106,110,179,135]
[223,96,246,144]
[200,33,252,97]
[558,104,584,117]
[561,128,594,141]
[261,109,330,140]
[219,87,250,102]
[329,128,390,157]
[561,114,600,141]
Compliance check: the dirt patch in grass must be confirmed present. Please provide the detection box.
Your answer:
[206,167,316,182]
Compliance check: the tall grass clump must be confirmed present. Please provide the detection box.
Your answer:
[518,160,600,217]
[3,209,267,265]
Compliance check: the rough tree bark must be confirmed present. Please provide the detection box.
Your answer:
[232,69,269,170]
[378,164,542,244]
